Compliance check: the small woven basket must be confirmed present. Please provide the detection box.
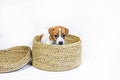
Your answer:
[0,46,31,73]
[32,34,82,72]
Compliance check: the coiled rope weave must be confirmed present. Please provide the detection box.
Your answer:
[32,34,82,71]
[0,46,31,73]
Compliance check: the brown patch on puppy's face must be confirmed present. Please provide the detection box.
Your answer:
[48,26,69,45]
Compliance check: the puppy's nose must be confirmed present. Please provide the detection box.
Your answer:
[59,41,63,45]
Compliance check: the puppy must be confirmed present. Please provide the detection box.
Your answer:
[41,26,69,45]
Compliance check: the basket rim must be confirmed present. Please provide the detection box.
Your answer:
[33,34,81,48]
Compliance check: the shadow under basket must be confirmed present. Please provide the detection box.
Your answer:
[32,34,82,72]
[0,46,31,73]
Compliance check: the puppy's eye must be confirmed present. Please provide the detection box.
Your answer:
[62,34,65,38]
[54,34,58,38]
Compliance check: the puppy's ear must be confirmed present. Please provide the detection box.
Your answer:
[65,28,69,35]
[48,27,53,35]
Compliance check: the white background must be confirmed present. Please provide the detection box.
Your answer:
[0,0,120,80]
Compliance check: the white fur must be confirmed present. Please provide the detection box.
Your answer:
[56,36,64,45]
[41,28,65,45]
[56,28,64,45]
[40,29,53,44]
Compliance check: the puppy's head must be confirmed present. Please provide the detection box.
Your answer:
[49,26,69,45]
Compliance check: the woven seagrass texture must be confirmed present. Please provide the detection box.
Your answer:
[32,34,82,72]
[0,46,31,73]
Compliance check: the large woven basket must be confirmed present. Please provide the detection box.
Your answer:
[0,46,31,73]
[32,34,82,72]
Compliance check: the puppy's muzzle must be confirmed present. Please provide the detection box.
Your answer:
[58,41,63,45]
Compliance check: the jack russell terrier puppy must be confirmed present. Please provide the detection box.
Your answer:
[41,26,69,45]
